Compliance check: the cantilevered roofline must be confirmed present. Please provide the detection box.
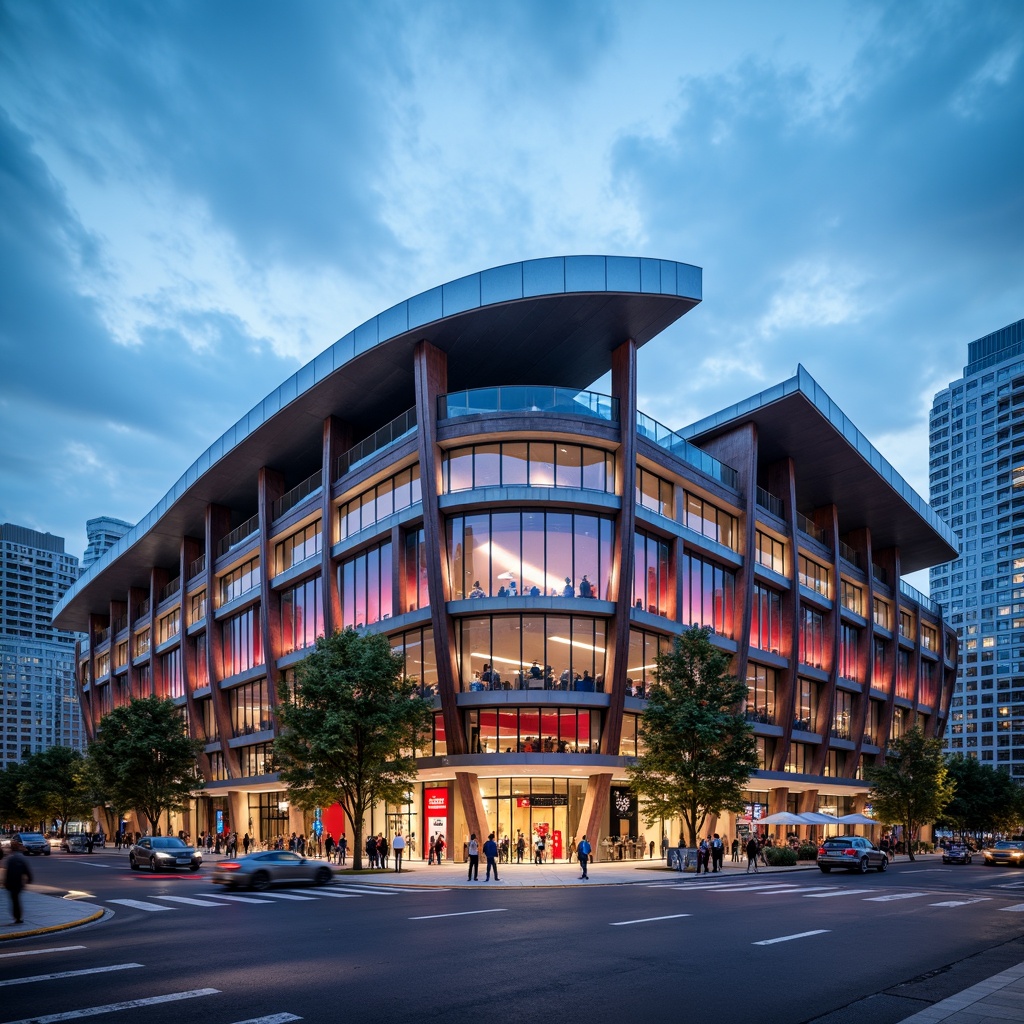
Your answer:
[682,365,958,574]
[54,255,701,628]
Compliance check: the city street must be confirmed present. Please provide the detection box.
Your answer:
[4,851,1024,1023]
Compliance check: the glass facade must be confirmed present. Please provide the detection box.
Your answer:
[443,442,614,495]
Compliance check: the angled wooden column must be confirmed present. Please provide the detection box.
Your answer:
[179,536,209,776]
[577,772,614,851]
[204,504,241,781]
[873,546,901,762]
[848,527,875,775]
[149,567,169,697]
[258,467,286,710]
[320,415,352,638]
[602,337,638,759]
[126,586,148,698]
[809,504,840,779]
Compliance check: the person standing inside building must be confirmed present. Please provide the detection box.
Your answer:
[4,839,33,925]
[434,834,445,864]
[467,833,479,880]
[516,832,526,864]
[392,831,406,872]
[577,834,592,879]
[483,833,499,881]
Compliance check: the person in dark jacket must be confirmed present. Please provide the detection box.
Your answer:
[4,839,33,924]
[483,833,499,881]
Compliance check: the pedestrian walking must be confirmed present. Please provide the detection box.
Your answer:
[711,833,724,872]
[243,832,251,855]
[392,831,406,872]
[467,833,480,880]
[324,832,335,862]
[577,834,592,879]
[434,834,445,864]
[483,833,499,881]
[338,835,348,865]
[731,837,740,862]
[428,833,436,865]
[365,835,377,868]
[745,834,759,873]
[3,839,33,924]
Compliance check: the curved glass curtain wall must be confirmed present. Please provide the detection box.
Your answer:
[453,614,607,692]
[440,387,618,422]
[446,510,614,601]
[442,441,615,495]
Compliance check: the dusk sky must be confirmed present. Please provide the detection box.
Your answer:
[1,0,1021,590]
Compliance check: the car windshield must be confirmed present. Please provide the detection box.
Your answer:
[18,833,45,842]
[994,841,1021,849]
[151,837,187,849]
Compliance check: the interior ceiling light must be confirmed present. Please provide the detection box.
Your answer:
[548,636,605,654]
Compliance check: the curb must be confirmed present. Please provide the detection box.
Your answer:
[0,906,105,943]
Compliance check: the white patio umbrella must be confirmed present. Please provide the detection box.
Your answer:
[798,811,842,824]
[756,811,813,825]
[836,813,878,825]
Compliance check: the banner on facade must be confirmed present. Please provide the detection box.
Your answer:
[425,786,448,835]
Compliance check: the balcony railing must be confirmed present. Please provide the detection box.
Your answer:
[159,576,180,602]
[440,386,618,423]
[900,579,940,616]
[135,598,150,619]
[795,511,827,545]
[273,469,323,520]
[112,615,127,634]
[217,515,260,557]
[637,411,739,488]
[872,563,889,587]
[335,407,417,479]
[757,486,785,519]
[94,626,110,644]
[838,539,861,567]
[188,554,206,581]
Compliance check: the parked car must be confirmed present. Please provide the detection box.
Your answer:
[817,835,887,873]
[942,844,973,864]
[12,832,51,856]
[983,840,1024,867]
[211,850,334,891]
[128,836,203,872]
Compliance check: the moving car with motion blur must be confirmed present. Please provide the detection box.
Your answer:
[12,832,51,856]
[983,840,1024,867]
[817,835,888,873]
[211,850,334,891]
[128,835,203,872]
[942,843,973,865]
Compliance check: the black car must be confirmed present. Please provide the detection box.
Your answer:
[128,836,203,872]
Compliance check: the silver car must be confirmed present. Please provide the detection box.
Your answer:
[13,832,51,856]
[211,850,334,891]
[817,835,888,873]
[128,836,203,872]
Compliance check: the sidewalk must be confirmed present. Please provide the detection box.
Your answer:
[0,889,105,943]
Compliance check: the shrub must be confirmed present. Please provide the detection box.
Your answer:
[797,843,819,861]
[764,846,798,866]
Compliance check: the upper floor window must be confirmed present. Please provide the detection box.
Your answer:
[800,606,826,669]
[634,531,670,616]
[220,557,261,606]
[281,578,323,654]
[873,599,891,630]
[839,624,860,681]
[134,629,151,658]
[115,640,129,670]
[190,590,207,625]
[840,580,864,616]
[222,607,263,677]
[339,465,422,541]
[681,554,736,638]
[160,648,183,700]
[683,491,738,550]
[899,609,915,639]
[746,663,778,724]
[754,530,785,575]
[636,466,674,518]
[444,442,613,494]
[921,622,939,652]
[798,555,830,598]
[157,608,180,645]
[275,520,322,574]
[750,584,782,654]
[340,540,393,629]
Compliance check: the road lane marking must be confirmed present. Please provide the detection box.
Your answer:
[756,887,833,895]
[610,914,691,926]
[863,892,929,902]
[281,889,361,898]
[107,898,173,912]
[245,891,317,901]
[151,895,231,907]
[0,964,142,987]
[0,946,85,959]
[0,987,219,1023]
[330,885,401,895]
[199,893,275,904]
[999,904,1024,912]
[228,1016,302,1024]
[699,883,791,892]
[803,889,875,898]
[930,898,992,907]
[410,909,508,920]
[753,929,830,946]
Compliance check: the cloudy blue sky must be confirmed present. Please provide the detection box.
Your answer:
[1,0,1021,587]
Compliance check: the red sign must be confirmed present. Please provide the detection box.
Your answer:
[552,830,563,859]
[425,788,449,815]
[516,798,530,808]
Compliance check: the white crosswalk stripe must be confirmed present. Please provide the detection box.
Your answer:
[999,903,1024,912]
[108,898,174,912]
[281,889,361,898]
[802,889,876,899]
[863,892,929,902]
[930,898,992,907]
[198,893,275,904]
[152,895,232,907]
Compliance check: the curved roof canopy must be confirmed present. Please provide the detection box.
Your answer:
[55,256,701,629]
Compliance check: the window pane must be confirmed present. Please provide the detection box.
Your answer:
[475,444,501,488]
[581,446,606,491]
[529,442,555,487]
[502,442,529,486]
[555,444,583,489]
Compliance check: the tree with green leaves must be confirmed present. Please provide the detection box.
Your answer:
[18,746,93,836]
[0,762,27,828]
[937,755,1023,840]
[274,628,433,870]
[867,726,953,861]
[628,625,758,846]
[88,696,204,834]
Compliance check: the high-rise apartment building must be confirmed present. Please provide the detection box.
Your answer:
[0,523,84,767]
[929,319,1024,773]
[83,517,133,569]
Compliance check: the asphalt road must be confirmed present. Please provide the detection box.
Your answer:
[5,851,1024,1024]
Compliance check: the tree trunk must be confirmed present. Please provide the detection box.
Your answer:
[906,819,916,862]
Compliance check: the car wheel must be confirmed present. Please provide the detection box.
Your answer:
[150,857,160,873]
[44,848,51,856]
[315,867,331,886]
[877,857,888,873]
[857,857,869,874]
[250,870,271,892]
[129,856,138,870]
[189,863,200,872]
[818,865,831,873]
